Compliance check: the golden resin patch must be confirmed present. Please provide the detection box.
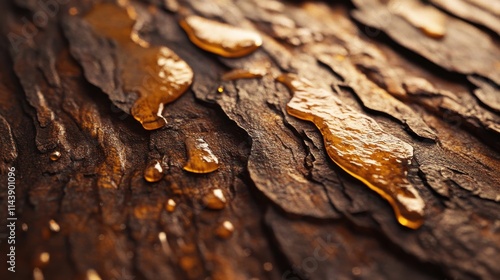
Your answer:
[183,138,220,174]
[277,74,425,229]
[85,3,193,130]
[180,15,262,58]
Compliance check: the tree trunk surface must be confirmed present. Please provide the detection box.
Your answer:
[1,0,499,279]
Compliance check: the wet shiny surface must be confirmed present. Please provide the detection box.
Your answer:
[166,199,177,212]
[277,74,425,229]
[202,189,227,210]
[215,221,234,239]
[179,15,262,58]
[222,68,267,81]
[85,3,193,130]
[49,151,61,161]
[86,269,102,280]
[183,138,220,173]
[144,159,164,182]
[49,220,60,232]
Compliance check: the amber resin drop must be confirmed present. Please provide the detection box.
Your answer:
[33,268,44,280]
[144,160,164,183]
[222,68,267,81]
[392,0,446,39]
[86,269,102,280]
[84,3,193,130]
[49,219,60,232]
[50,151,61,161]
[277,74,425,229]
[215,221,234,239]
[179,15,263,58]
[202,189,227,210]
[166,199,176,212]
[183,138,219,173]
[39,252,50,264]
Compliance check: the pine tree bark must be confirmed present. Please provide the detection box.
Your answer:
[1,0,499,279]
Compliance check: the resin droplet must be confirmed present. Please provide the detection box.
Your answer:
[33,268,44,280]
[68,7,79,16]
[128,48,193,130]
[85,4,193,130]
[158,231,167,242]
[158,231,171,254]
[277,74,425,229]
[215,221,234,239]
[86,269,102,280]
[222,68,267,81]
[393,0,446,39]
[202,189,227,210]
[144,160,164,183]
[263,262,273,272]
[166,199,176,212]
[39,252,50,264]
[183,138,220,173]
[352,267,362,276]
[180,15,263,58]
[49,219,60,232]
[217,86,224,93]
[50,151,61,161]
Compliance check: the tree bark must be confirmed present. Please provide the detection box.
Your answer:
[1,0,499,279]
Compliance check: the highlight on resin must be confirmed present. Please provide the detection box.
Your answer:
[50,151,61,161]
[166,199,176,212]
[277,74,425,229]
[215,221,234,239]
[84,2,193,130]
[144,159,164,183]
[183,137,220,174]
[179,15,263,58]
[222,68,267,81]
[202,189,227,210]
[128,47,193,130]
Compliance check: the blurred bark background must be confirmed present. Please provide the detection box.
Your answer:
[0,0,499,279]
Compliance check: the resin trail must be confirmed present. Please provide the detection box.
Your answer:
[277,74,425,229]
[84,3,193,130]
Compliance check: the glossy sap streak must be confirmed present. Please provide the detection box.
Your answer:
[180,15,262,58]
[277,74,425,229]
[84,3,193,130]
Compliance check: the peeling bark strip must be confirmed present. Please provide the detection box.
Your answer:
[468,75,500,113]
[352,0,500,84]
[1,0,500,279]
[429,0,500,35]
[314,50,437,141]
[0,115,18,174]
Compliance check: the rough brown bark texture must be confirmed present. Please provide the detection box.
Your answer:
[0,0,499,279]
